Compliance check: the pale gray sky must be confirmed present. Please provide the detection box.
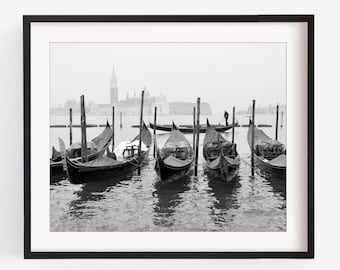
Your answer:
[50,42,286,113]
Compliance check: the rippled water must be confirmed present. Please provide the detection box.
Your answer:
[50,113,286,232]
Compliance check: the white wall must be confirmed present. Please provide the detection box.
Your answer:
[0,0,337,269]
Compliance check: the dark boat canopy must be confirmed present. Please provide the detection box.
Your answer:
[203,120,228,146]
[247,120,286,170]
[131,121,152,147]
[51,121,112,159]
[91,121,112,150]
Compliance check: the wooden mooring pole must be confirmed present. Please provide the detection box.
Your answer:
[80,95,88,162]
[120,112,123,128]
[153,106,157,158]
[194,98,200,176]
[232,106,235,144]
[112,106,115,152]
[69,108,72,146]
[137,90,145,176]
[192,107,196,157]
[275,104,279,140]
[251,100,256,175]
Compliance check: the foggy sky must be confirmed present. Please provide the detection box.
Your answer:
[50,42,286,113]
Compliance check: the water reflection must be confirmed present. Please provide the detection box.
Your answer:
[69,173,133,218]
[50,171,66,184]
[257,170,286,199]
[248,156,286,199]
[152,178,190,227]
[207,177,240,227]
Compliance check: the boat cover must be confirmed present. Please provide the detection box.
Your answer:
[207,154,240,170]
[163,156,192,167]
[51,122,112,159]
[160,126,193,159]
[203,125,227,145]
[91,123,113,150]
[247,121,286,159]
[267,154,286,167]
[51,146,62,161]
[247,121,286,169]
[80,156,122,168]
[131,122,152,147]
[70,141,97,150]
[203,124,231,159]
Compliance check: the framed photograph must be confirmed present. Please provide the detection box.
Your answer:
[24,15,314,259]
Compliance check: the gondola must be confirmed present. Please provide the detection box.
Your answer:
[155,123,194,181]
[50,122,113,177]
[247,120,286,176]
[203,120,240,182]
[50,146,64,175]
[60,122,152,184]
[149,122,232,134]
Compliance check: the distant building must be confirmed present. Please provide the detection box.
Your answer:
[151,101,170,115]
[114,93,167,115]
[64,99,78,111]
[51,65,212,116]
[110,65,118,104]
[169,102,211,115]
[237,104,286,115]
[95,104,112,115]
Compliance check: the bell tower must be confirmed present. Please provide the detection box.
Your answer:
[110,65,118,104]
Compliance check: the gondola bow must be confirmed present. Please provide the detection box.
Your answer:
[247,120,286,176]
[203,120,240,182]
[155,123,193,181]
[50,122,113,178]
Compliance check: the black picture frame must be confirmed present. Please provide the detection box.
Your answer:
[23,15,314,259]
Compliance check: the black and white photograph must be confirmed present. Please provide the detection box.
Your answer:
[49,41,287,232]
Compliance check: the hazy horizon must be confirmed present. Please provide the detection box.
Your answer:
[50,42,286,113]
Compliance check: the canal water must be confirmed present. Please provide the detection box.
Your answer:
[50,113,286,232]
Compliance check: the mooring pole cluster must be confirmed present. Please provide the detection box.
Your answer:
[192,107,196,159]
[194,97,200,176]
[232,106,235,144]
[80,95,88,162]
[251,99,256,176]
[137,90,145,176]
[69,108,72,147]
[275,104,279,141]
[112,106,115,152]
[153,106,157,158]
[61,93,282,180]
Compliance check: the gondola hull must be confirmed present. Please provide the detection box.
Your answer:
[155,154,193,182]
[50,147,108,181]
[63,123,152,184]
[253,153,286,178]
[247,122,286,178]
[50,161,65,183]
[50,161,64,174]
[65,149,150,184]
[150,122,231,133]
[205,154,240,182]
